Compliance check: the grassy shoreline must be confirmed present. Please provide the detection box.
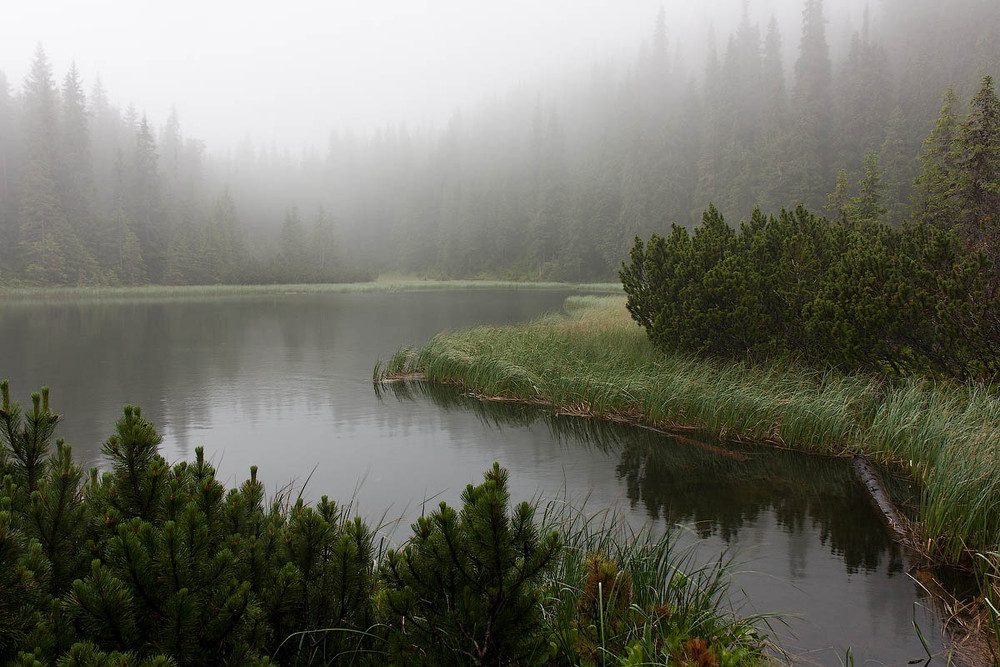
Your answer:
[0,279,622,303]
[376,296,1000,588]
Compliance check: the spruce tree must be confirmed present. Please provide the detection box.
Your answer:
[57,63,103,284]
[843,150,888,226]
[913,85,961,228]
[382,462,561,665]
[954,75,1000,257]
[129,116,165,281]
[789,0,833,209]
[18,45,68,284]
[0,70,16,279]
[827,170,851,225]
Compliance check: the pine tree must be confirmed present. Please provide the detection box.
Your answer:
[75,409,269,664]
[382,463,561,665]
[827,170,851,225]
[18,45,68,283]
[59,64,94,234]
[57,63,102,284]
[0,383,60,494]
[25,438,86,591]
[843,150,887,226]
[912,85,961,228]
[128,116,165,281]
[757,18,790,212]
[112,152,147,284]
[833,25,893,176]
[954,75,1000,255]
[788,0,833,209]
[0,70,16,279]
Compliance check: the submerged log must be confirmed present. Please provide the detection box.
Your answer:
[852,454,908,538]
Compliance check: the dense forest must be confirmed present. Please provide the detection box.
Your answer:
[0,0,998,286]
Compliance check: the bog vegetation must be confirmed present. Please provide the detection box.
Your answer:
[0,381,769,666]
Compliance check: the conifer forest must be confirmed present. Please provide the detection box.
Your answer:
[0,0,996,286]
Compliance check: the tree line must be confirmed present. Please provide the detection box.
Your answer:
[1,0,998,285]
[0,48,368,286]
[621,76,1000,382]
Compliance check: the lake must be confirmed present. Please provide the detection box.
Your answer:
[0,288,953,665]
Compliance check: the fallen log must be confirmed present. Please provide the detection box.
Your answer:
[852,454,908,539]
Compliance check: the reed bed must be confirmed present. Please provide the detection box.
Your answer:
[377,295,1000,571]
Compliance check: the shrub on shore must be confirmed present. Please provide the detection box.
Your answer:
[0,381,768,666]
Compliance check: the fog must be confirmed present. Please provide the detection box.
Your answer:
[1,0,996,286]
[3,0,872,150]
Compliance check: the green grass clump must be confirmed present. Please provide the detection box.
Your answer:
[540,501,771,666]
[376,296,1000,570]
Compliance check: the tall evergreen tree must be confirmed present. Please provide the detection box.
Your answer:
[128,116,165,281]
[57,63,101,283]
[112,152,147,284]
[59,64,93,226]
[954,75,1000,254]
[18,45,67,284]
[912,85,961,228]
[833,28,893,178]
[789,0,833,210]
[757,17,790,212]
[0,70,16,279]
[843,149,887,226]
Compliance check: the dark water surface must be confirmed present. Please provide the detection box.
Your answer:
[0,289,952,665]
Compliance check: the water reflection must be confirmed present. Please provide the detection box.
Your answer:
[0,290,574,465]
[1,291,953,664]
[381,381,904,578]
[378,382,957,665]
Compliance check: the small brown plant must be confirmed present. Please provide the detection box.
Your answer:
[680,637,718,667]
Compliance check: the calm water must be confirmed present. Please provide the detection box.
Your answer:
[0,289,952,665]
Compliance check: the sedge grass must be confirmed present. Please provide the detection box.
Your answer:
[538,499,773,665]
[376,295,1000,573]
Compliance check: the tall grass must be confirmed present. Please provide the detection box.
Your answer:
[376,295,1000,571]
[539,500,772,665]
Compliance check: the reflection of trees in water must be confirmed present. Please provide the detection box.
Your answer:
[1,291,575,465]
[383,382,903,576]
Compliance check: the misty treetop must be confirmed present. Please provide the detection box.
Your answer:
[0,46,368,287]
[2,1,999,286]
[621,76,1000,383]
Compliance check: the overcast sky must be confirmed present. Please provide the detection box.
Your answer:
[2,0,871,152]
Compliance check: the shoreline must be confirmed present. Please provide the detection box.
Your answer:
[0,279,622,303]
[378,372,995,663]
[375,294,1000,662]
